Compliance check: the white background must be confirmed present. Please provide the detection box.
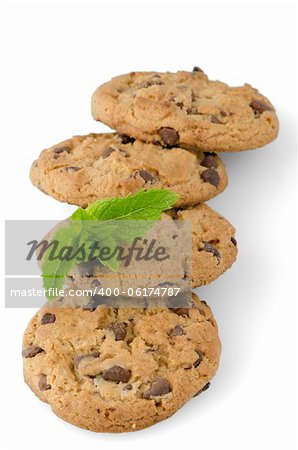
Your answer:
[1,1,297,449]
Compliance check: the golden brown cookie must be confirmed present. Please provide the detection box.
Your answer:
[69,203,238,289]
[30,133,227,207]
[22,293,221,432]
[91,69,278,152]
[40,203,237,290]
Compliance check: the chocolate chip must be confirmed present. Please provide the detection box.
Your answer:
[231,237,237,246]
[106,322,127,341]
[77,258,103,276]
[193,350,204,368]
[158,127,179,146]
[210,115,223,124]
[201,153,218,169]
[170,307,189,317]
[102,147,116,159]
[22,346,44,358]
[38,374,51,391]
[124,383,132,391]
[193,382,210,397]
[201,168,220,187]
[202,242,221,260]
[176,102,184,109]
[220,110,227,117]
[168,325,185,337]
[139,80,164,88]
[192,66,204,73]
[74,351,100,368]
[53,146,71,154]
[118,134,135,144]
[138,170,155,183]
[61,166,80,172]
[144,378,172,399]
[40,313,56,325]
[250,99,273,113]
[102,366,131,383]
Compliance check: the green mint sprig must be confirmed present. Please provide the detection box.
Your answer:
[41,189,179,300]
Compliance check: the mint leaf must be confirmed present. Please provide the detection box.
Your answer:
[84,189,179,221]
[41,189,180,300]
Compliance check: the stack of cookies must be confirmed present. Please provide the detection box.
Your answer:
[23,68,278,432]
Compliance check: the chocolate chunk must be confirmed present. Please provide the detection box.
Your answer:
[192,66,204,73]
[202,242,221,260]
[22,346,44,358]
[138,170,155,183]
[168,325,185,337]
[106,322,127,341]
[53,146,71,154]
[231,237,237,246]
[61,166,80,172]
[201,153,218,169]
[40,313,56,325]
[77,258,103,276]
[170,307,189,317]
[139,80,164,88]
[193,382,210,397]
[38,374,51,391]
[74,351,100,368]
[250,99,273,113]
[118,134,135,144]
[102,147,116,159]
[144,378,172,399]
[158,127,179,146]
[201,168,220,187]
[210,115,223,124]
[102,366,131,383]
[193,350,204,368]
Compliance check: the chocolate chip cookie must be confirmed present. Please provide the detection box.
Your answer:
[91,69,278,152]
[30,133,227,207]
[40,203,237,291]
[82,202,238,288]
[22,293,221,432]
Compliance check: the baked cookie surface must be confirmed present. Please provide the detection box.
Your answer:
[30,133,227,207]
[22,294,221,432]
[91,70,278,152]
